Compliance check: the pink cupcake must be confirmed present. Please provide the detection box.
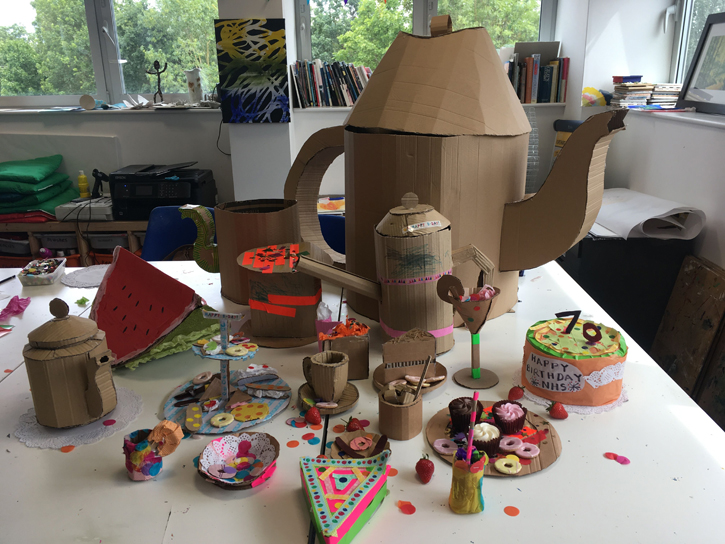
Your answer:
[491,400,527,434]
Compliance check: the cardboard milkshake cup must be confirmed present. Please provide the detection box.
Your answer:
[378,390,423,441]
[303,351,349,402]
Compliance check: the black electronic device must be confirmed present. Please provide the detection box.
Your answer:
[109,164,217,220]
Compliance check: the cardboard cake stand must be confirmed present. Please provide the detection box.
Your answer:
[425,402,562,477]
[330,430,391,460]
[437,275,500,389]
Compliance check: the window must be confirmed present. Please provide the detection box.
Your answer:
[0,0,219,107]
[674,0,725,82]
[297,0,556,69]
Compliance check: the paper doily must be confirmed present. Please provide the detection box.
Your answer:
[61,264,110,288]
[514,376,629,415]
[14,386,143,449]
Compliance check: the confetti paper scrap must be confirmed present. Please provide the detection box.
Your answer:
[302,433,315,440]
[604,452,630,465]
[102,419,116,426]
[332,424,346,433]
[388,468,398,477]
[397,500,416,515]
[287,440,300,448]
[308,437,321,445]
[309,424,323,430]
[76,297,89,306]
[60,445,75,453]
[504,506,520,517]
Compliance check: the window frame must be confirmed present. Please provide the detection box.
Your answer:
[295,0,558,62]
[0,0,205,108]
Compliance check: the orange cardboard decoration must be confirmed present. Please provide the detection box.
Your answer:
[378,390,423,441]
[23,299,117,429]
[148,420,183,457]
[426,403,562,476]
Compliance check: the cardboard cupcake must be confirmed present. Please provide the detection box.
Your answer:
[491,400,527,435]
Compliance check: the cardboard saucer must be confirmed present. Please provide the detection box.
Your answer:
[330,430,390,459]
[372,362,448,394]
[425,402,562,477]
[452,367,499,389]
[239,320,317,349]
[298,382,359,415]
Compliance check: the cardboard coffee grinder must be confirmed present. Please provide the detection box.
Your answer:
[23,299,117,428]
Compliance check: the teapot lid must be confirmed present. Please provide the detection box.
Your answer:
[28,299,99,349]
[376,193,450,237]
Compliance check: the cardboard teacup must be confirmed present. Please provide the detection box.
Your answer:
[303,351,349,402]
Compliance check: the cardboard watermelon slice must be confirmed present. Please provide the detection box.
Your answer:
[300,451,390,544]
[90,247,201,364]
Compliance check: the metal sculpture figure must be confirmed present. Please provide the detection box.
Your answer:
[146,60,168,103]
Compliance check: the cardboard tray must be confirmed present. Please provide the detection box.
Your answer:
[330,430,391,460]
[425,402,562,476]
[372,361,447,395]
[298,382,359,415]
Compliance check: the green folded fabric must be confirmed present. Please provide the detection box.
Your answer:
[0,178,72,211]
[0,155,63,183]
[124,305,221,370]
[0,185,79,215]
[0,172,69,195]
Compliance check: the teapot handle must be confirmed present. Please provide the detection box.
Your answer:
[302,357,313,384]
[283,125,345,265]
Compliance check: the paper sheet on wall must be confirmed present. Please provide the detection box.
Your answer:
[595,188,706,240]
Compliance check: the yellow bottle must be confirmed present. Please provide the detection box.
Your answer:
[78,170,90,198]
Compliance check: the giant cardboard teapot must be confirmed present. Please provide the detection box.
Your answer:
[284,17,626,321]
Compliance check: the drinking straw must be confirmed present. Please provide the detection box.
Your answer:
[465,391,479,464]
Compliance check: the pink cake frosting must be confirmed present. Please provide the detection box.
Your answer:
[495,403,525,422]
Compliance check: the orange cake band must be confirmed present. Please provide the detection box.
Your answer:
[521,342,626,407]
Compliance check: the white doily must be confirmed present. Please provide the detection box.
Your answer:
[14,386,143,449]
[585,362,626,389]
[514,376,629,415]
[61,264,110,288]
[199,433,278,485]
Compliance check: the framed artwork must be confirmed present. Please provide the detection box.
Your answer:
[678,12,725,115]
[214,18,290,123]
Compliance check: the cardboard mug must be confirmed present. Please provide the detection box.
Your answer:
[123,429,163,481]
[378,390,423,441]
[303,351,349,402]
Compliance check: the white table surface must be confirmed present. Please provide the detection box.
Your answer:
[0,262,723,543]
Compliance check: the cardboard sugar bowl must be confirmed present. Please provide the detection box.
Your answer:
[378,356,432,440]
[23,298,117,428]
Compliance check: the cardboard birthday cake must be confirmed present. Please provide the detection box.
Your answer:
[301,450,390,544]
[521,317,628,407]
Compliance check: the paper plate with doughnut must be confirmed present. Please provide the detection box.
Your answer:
[372,362,448,395]
[425,401,562,477]
[330,430,391,460]
[197,432,280,490]
[163,371,291,434]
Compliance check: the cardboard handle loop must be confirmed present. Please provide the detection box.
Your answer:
[302,356,313,384]
[430,15,452,37]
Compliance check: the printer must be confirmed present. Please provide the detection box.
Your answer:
[109,162,217,220]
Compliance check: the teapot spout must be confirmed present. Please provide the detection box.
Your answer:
[179,204,219,273]
[499,109,627,271]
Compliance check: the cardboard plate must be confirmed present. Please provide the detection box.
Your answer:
[298,382,359,415]
[425,402,562,477]
[372,362,447,395]
[240,319,317,348]
[163,372,290,434]
[330,430,391,460]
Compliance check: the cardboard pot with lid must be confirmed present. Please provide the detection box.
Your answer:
[24,298,117,428]
[284,15,627,322]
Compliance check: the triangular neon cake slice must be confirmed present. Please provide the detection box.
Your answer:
[301,451,390,544]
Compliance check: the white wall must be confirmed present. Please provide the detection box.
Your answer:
[605,113,725,269]
[0,110,235,202]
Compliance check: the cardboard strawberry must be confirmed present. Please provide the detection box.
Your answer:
[415,453,434,484]
[508,386,525,401]
[305,407,322,425]
[547,401,568,420]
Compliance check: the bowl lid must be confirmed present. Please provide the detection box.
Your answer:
[376,193,450,237]
[28,298,98,349]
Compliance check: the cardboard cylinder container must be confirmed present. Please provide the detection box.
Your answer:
[374,193,454,354]
[378,390,423,441]
[23,299,117,429]
[215,199,300,304]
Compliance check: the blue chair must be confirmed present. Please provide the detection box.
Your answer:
[140,206,215,261]
[318,214,345,254]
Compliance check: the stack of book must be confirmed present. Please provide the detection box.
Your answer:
[290,60,371,108]
[647,84,682,108]
[611,82,655,107]
[507,54,569,104]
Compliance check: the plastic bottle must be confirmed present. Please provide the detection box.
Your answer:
[78,170,90,198]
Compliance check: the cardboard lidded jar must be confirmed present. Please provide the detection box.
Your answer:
[23,298,117,428]
[374,193,454,353]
